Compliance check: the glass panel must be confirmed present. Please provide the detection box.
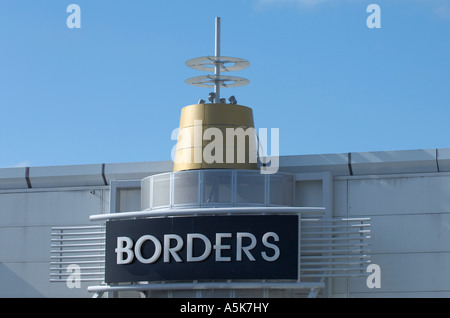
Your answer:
[141,177,151,210]
[202,170,232,204]
[236,171,265,204]
[269,174,294,206]
[151,173,171,208]
[118,188,141,212]
[173,171,199,206]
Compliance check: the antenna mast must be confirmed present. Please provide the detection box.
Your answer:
[185,17,250,103]
[214,17,221,103]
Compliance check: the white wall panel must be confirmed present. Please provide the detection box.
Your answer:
[0,262,91,297]
[348,175,450,216]
[332,180,347,218]
[0,227,50,262]
[0,187,108,297]
[348,252,450,295]
[0,263,45,297]
[351,291,450,298]
[0,188,107,227]
[369,213,450,253]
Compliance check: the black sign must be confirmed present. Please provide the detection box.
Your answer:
[105,215,299,283]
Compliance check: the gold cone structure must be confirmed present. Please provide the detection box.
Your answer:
[177,18,256,172]
[173,103,258,172]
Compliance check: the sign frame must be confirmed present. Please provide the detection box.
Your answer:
[105,214,300,284]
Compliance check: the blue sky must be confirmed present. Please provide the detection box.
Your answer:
[0,0,449,168]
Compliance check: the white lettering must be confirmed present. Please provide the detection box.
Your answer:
[180,302,215,315]
[193,120,203,163]
[115,236,134,265]
[258,128,279,174]
[66,264,81,289]
[164,234,183,263]
[170,127,180,163]
[225,127,257,164]
[114,231,282,264]
[171,120,279,174]
[214,233,232,262]
[236,232,257,261]
[186,233,212,262]
[203,127,224,164]
[223,302,269,313]
[366,4,381,29]
[135,235,161,264]
[66,4,81,29]
[261,232,280,261]
[366,263,381,288]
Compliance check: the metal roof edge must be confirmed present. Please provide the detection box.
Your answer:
[279,148,450,176]
[0,148,449,190]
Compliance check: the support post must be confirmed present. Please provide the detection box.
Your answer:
[214,17,221,103]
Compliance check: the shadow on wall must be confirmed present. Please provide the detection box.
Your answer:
[0,263,43,297]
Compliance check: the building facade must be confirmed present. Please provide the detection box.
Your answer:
[1,148,449,297]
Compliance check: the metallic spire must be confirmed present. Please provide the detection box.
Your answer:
[185,17,250,103]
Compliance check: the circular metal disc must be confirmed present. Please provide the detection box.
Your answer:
[186,56,250,72]
[185,75,250,88]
